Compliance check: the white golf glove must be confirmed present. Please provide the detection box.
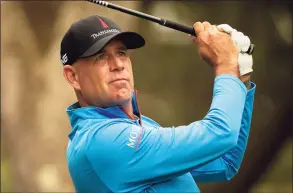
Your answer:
[217,24,253,76]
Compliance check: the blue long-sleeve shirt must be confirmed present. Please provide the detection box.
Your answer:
[191,82,255,182]
[66,74,256,192]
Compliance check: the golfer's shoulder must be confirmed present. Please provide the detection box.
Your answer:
[86,118,142,146]
[141,115,161,128]
[83,119,146,161]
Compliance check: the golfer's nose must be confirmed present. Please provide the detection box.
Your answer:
[109,56,124,72]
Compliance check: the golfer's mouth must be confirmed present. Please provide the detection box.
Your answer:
[109,78,128,84]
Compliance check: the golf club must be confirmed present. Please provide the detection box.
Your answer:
[86,0,255,55]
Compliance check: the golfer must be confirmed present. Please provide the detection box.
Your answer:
[61,15,256,192]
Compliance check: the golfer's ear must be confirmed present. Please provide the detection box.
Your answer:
[63,65,81,90]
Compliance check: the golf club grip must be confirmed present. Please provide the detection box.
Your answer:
[162,19,196,36]
[162,19,254,54]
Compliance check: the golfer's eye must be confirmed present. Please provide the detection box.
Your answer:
[95,53,106,61]
[117,50,127,57]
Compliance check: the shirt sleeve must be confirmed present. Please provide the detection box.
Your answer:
[85,74,247,192]
[191,82,256,182]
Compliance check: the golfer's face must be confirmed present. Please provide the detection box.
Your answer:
[76,39,134,107]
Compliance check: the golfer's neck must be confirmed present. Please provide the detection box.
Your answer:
[119,102,135,120]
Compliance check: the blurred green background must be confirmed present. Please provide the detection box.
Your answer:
[1,1,292,192]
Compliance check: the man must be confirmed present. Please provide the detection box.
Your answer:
[60,15,256,192]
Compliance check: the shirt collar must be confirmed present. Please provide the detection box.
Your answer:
[66,90,142,130]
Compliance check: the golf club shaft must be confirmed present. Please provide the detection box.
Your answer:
[87,0,255,55]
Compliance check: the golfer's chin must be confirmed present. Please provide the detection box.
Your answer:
[111,87,132,105]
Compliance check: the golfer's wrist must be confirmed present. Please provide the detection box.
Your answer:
[240,73,251,89]
[214,65,240,78]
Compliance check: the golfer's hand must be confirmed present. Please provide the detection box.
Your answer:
[190,21,239,78]
[217,24,253,76]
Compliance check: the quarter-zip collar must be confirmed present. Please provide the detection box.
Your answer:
[66,90,142,137]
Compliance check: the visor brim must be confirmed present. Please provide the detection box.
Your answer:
[80,32,145,58]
